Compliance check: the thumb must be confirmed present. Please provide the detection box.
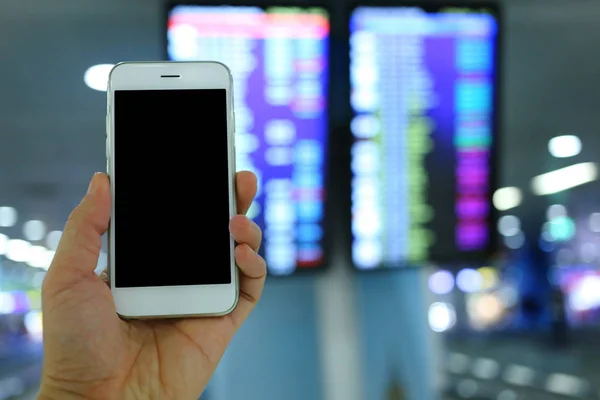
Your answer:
[46,173,111,285]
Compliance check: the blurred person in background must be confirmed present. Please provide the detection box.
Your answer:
[38,172,266,400]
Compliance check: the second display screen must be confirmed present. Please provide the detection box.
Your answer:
[350,6,499,269]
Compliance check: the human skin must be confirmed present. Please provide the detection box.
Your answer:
[38,171,266,400]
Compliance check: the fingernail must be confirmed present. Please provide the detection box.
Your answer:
[87,173,101,194]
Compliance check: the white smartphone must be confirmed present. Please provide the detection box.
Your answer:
[106,61,238,319]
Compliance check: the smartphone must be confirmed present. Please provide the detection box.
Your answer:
[106,61,238,319]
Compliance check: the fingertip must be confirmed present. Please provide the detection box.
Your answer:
[236,171,258,209]
[86,173,110,200]
[96,172,110,186]
[82,173,111,216]
[237,170,257,189]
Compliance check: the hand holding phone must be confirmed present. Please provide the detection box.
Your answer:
[40,170,266,400]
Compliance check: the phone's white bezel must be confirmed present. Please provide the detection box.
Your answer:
[106,61,238,319]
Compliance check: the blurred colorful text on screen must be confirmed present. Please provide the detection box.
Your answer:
[167,5,330,275]
[349,6,498,269]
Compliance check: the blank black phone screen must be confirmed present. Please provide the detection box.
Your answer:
[113,89,232,288]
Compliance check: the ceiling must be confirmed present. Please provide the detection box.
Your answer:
[0,0,164,237]
[1,0,600,241]
[500,0,600,221]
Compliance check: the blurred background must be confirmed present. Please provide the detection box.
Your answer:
[2,0,600,399]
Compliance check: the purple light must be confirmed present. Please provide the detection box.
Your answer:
[11,291,30,313]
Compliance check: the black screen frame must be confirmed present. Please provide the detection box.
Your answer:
[163,1,334,276]
[112,88,233,288]
[345,1,503,271]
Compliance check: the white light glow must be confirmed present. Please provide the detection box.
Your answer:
[23,220,46,241]
[46,230,62,251]
[0,206,17,227]
[531,162,597,195]
[0,233,8,255]
[568,274,600,312]
[547,204,567,220]
[545,373,588,397]
[168,24,199,60]
[492,187,522,211]
[502,364,535,386]
[42,250,56,271]
[472,357,500,380]
[353,240,381,269]
[456,268,483,293]
[84,64,114,92]
[428,302,456,332]
[0,292,16,314]
[504,232,525,250]
[6,239,31,263]
[95,251,107,275]
[497,215,520,237]
[24,310,43,339]
[548,135,582,158]
[27,246,52,269]
[589,213,600,232]
[429,270,455,295]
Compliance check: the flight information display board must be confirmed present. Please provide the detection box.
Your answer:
[349,5,499,269]
[167,4,330,275]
